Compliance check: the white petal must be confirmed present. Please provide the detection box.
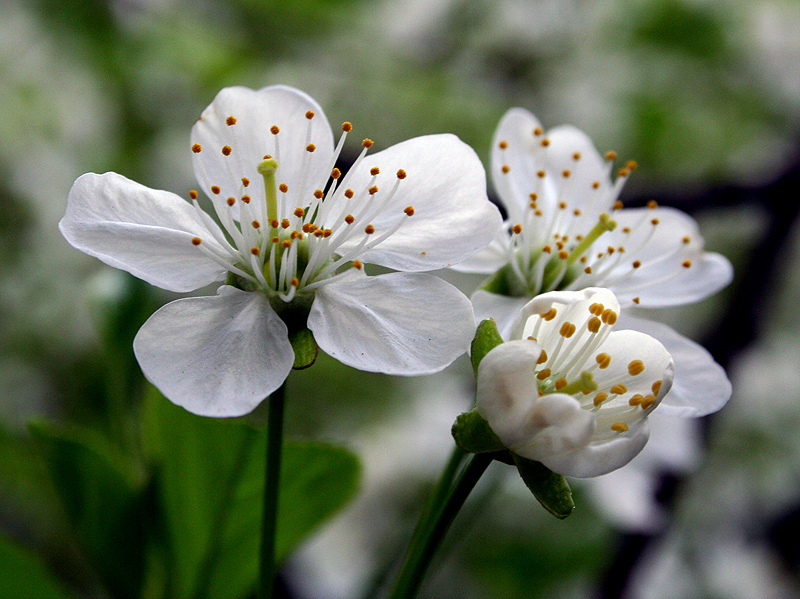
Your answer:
[490,108,548,215]
[333,134,502,271]
[603,207,734,307]
[540,124,609,201]
[470,290,530,339]
[448,231,510,274]
[191,85,334,219]
[508,287,619,339]
[542,419,650,478]
[60,172,227,292]
[619,314,731,417]
[133,286,294,417]
[512,394,597,460]
[476,339,548,447]
[309,271,474,375]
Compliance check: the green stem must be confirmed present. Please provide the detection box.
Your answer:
[257,382,287,599]
[389,450,493,599]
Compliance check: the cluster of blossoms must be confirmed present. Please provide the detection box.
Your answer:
[60,86,731,479]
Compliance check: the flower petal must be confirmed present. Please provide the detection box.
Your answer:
[332,134,502,271]
[470,290,530,339]
[191,85,334,220]
[600,207,734,307]
[508,287,620,339]
[618,314,731,417]
[60,172,227,292]
[448,231,510,275]
[133,286,294,417]
[308,271,475,375]
[541,418,650,478]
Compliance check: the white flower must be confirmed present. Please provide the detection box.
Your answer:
[60,85,502,417]
[453,107,733,328]
[476,288,675,478]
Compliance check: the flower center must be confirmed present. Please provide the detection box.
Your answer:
[187,113,416,319]
[523,301,665,439]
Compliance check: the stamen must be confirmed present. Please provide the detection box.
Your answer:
[628,360,645,376]
[611,423,628,433]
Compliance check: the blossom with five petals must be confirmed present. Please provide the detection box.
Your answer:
[60,85,502,417]
[452,107,734,332]
[476,288,675,477]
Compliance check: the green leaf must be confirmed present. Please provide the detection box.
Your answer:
[451,410,506,455]
[142,387,361,599]
[512,454,574,519]
[29,421,149,599]
[290,327,319,370]
[470,319,504,376]
[0,534,72,599]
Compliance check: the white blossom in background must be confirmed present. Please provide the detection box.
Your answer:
[60,85,502,417]
[452,107,733,335]
[476,288,675,478]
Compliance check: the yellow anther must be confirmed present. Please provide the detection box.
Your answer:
[189,190,198,199]
[270,125,280,134]
[362,138,374,148]
[369,186,379,195]
[281,219,290,229]
[593,392,609,406]
[270,219,279,229]
[682,260,692,268]
[226,197,235,206]
[499,140,508,149]
[652,380,663,395]
[629,394,644,407]
[683,236,691,244]
[542,245,552,254]
[613,200,623,210]
[633,297,640,304]
[272,236,280,244]
[342,122,352,132]
[651,218,660,225]
[226,116,237,126]
[344,189,354,199]
[537,170,546,178]
[222,145,232,156]
[191,237,202,245]
[584,266,592,274]
[562,169,571,178]
[628,360,645,376]
[541,138,550,147]
[365,224,375,234]
[596,353,611,369]
[611,423,629,433]
[533,127,543,136]
[627,160,638,171]
[331,168,342,179]
[601,309,618,325]
[397,169,407,179]
[211,186,221,195]
[314,189,324,199]
[537,350,548,364]
[592,181,600,189]
[370,167,380,175]
[294,208,305,218]
[537,368,552,380]
[281,239,292,248]
[352,259,363,270]
[647,200,658,209]
[588,317,602,333]
[279,183,288,193]
[290,277,300,287]
[252,220,261,229]
[305,110,315,119]
[541,307,557,321]
[632,260,641,268]
[192,143,202,153]
[404,206,415,216]
[559,322,576,338]
[345,215,355,224]
[610,384,627,395]
[605,150,617,161]
[573,152,581,160]
[250,247,260,256]
[555,378,568,390]
[306,144,316,152]
[502,165,510,174]
[622,227,631,233]
[559,250,569,260]
[641,395,656,410]
[589,303,604,316]
[529,192,538,201]
[512,224,523,234]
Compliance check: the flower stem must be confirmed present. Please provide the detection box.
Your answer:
[258,382,287,599]
[388,449,493,599]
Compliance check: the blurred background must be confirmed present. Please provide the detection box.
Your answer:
[1,0,799,597]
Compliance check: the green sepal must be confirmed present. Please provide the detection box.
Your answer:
[470,318,505,376]
[512,454,575,519]
[451,409,506,454]
[289,327,318,370]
